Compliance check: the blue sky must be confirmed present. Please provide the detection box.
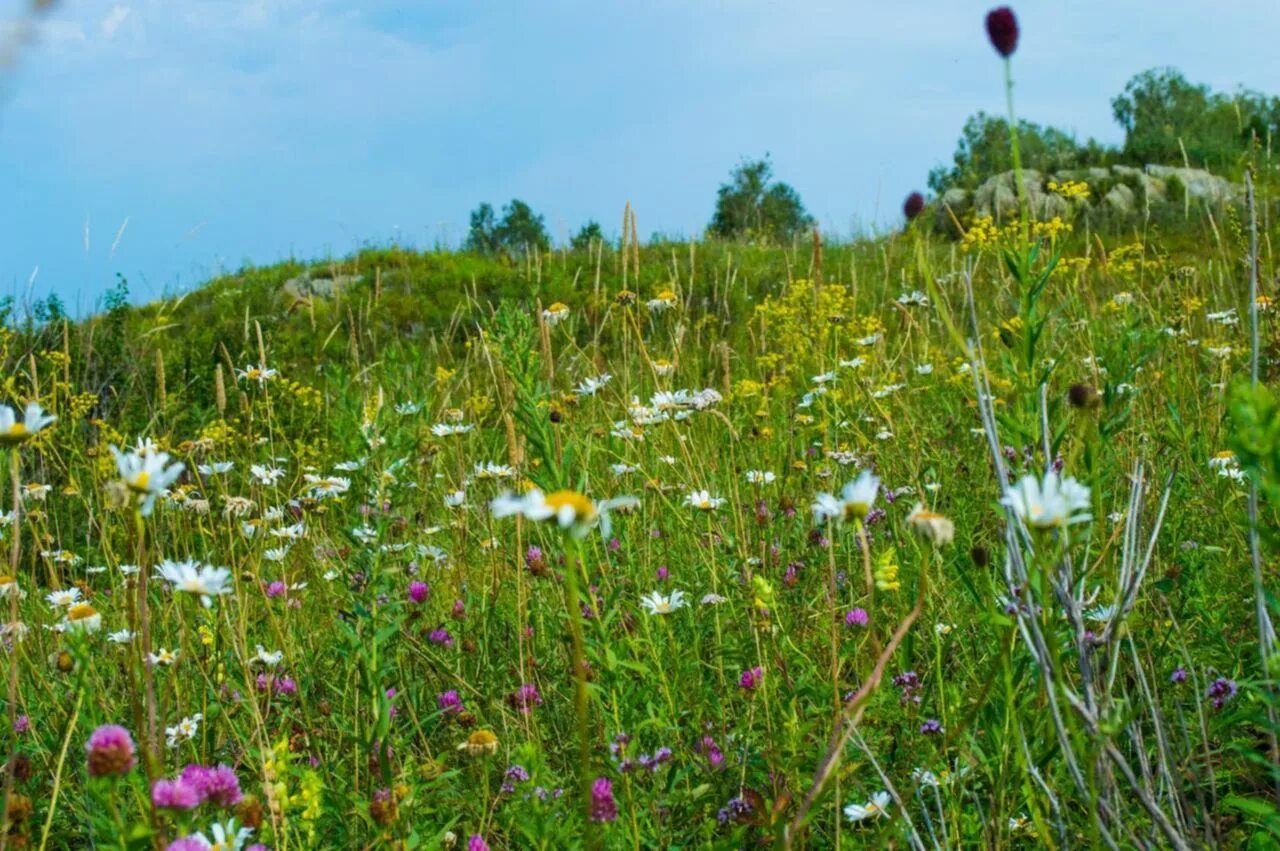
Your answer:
[0,0,1278,312]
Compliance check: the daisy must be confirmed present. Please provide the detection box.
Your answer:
[906,503,955,546]
[443,490,467,508]
[1208,450,1237,470]
[271,522,306,540]
[304,475,349,498]
[745,470,775,485]
[647,290,679,311]
[813,470,880,523]
[541,303,570,325]
[575,374,612,397]
[683,490,724,511]
[0,402,56,446]
[473,462,515,480]
[491,489,638,538]
[62,602,102,633]
[253,645,284,666]
[155,560,232,607]
[1000,471,1091,530]
[107,629,134,644]
[45,588,82,608]
[236,364,277,384]
[165,713,202,748]
[250,464,286,484]
[431,423,475,437]
[186,820,256,851]
[149,647,179,666]
[395,401,422,415]
[640,590,687,615]
[844,790,891,823]
[197,461,234,476]
[111,444,185,516]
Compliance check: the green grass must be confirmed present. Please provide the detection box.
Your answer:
[0,196,1277,849]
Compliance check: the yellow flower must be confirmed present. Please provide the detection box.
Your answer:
[874,548,901,592]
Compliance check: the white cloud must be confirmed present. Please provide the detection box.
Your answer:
[100,5,130,38]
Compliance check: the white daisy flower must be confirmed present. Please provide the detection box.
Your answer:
[491,489,638,538]
[683,490,724,511]
[640,589,687,615]
[844,790,891,822]
[0,402,55,446]
[813,470,880,524]
[1000,471,1091,530]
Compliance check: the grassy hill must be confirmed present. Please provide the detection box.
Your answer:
[2,194,1280,846]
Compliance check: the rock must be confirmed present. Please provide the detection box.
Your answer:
[1103,183,1135,215]
[971,169,1069,222]
[1145,165,1239,204]
[282,271,363,308]
[1138,174,1167,205]
[936,188,971,232]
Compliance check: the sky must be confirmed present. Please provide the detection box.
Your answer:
[0,0,1278,313]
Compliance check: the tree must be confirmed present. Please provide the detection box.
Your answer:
[464,199,551,256]
[928,112,1109,193]
[570,221,603,251]
[464,203,500,254]
[1111,67,1275,167]
[494,200,550,254]
[708,157,813,242]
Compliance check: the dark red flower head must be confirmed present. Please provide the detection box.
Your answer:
[985,7,1018,58]
[903,192,925,221]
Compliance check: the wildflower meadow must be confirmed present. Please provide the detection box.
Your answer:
[3,6,1280,849]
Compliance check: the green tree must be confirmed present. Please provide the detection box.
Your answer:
[1110,67,1275,167]
[708,157,813,242]
[494,199,550,254]
[464,202,500,254]
[928,112,1109,193]
[465,200,551,256]
[570,221,603,251]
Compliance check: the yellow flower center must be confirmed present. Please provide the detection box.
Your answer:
[544,490,595,521]
[67,603,97,621]
[129,471,151,493]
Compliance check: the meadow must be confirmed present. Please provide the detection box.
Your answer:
[3,7,1280,850]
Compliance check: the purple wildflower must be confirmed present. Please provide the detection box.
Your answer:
[590,777,618,823]
[1207,677,1237,710]
[151,778,200,810]
[845,608,869,627]
[85,725,137,778]
[438,690,463,716]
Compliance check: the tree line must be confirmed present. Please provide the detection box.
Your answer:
[463,66,1278,255]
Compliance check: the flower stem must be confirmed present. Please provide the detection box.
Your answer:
[562,537,599,847]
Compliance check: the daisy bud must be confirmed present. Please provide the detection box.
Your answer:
[903,192,925,221]
[985,7,1018,57]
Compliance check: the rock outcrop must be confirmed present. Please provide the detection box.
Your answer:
[934,164,1242,232]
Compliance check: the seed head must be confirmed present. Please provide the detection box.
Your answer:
[985,7,1019,57]
[903,192,925,221]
